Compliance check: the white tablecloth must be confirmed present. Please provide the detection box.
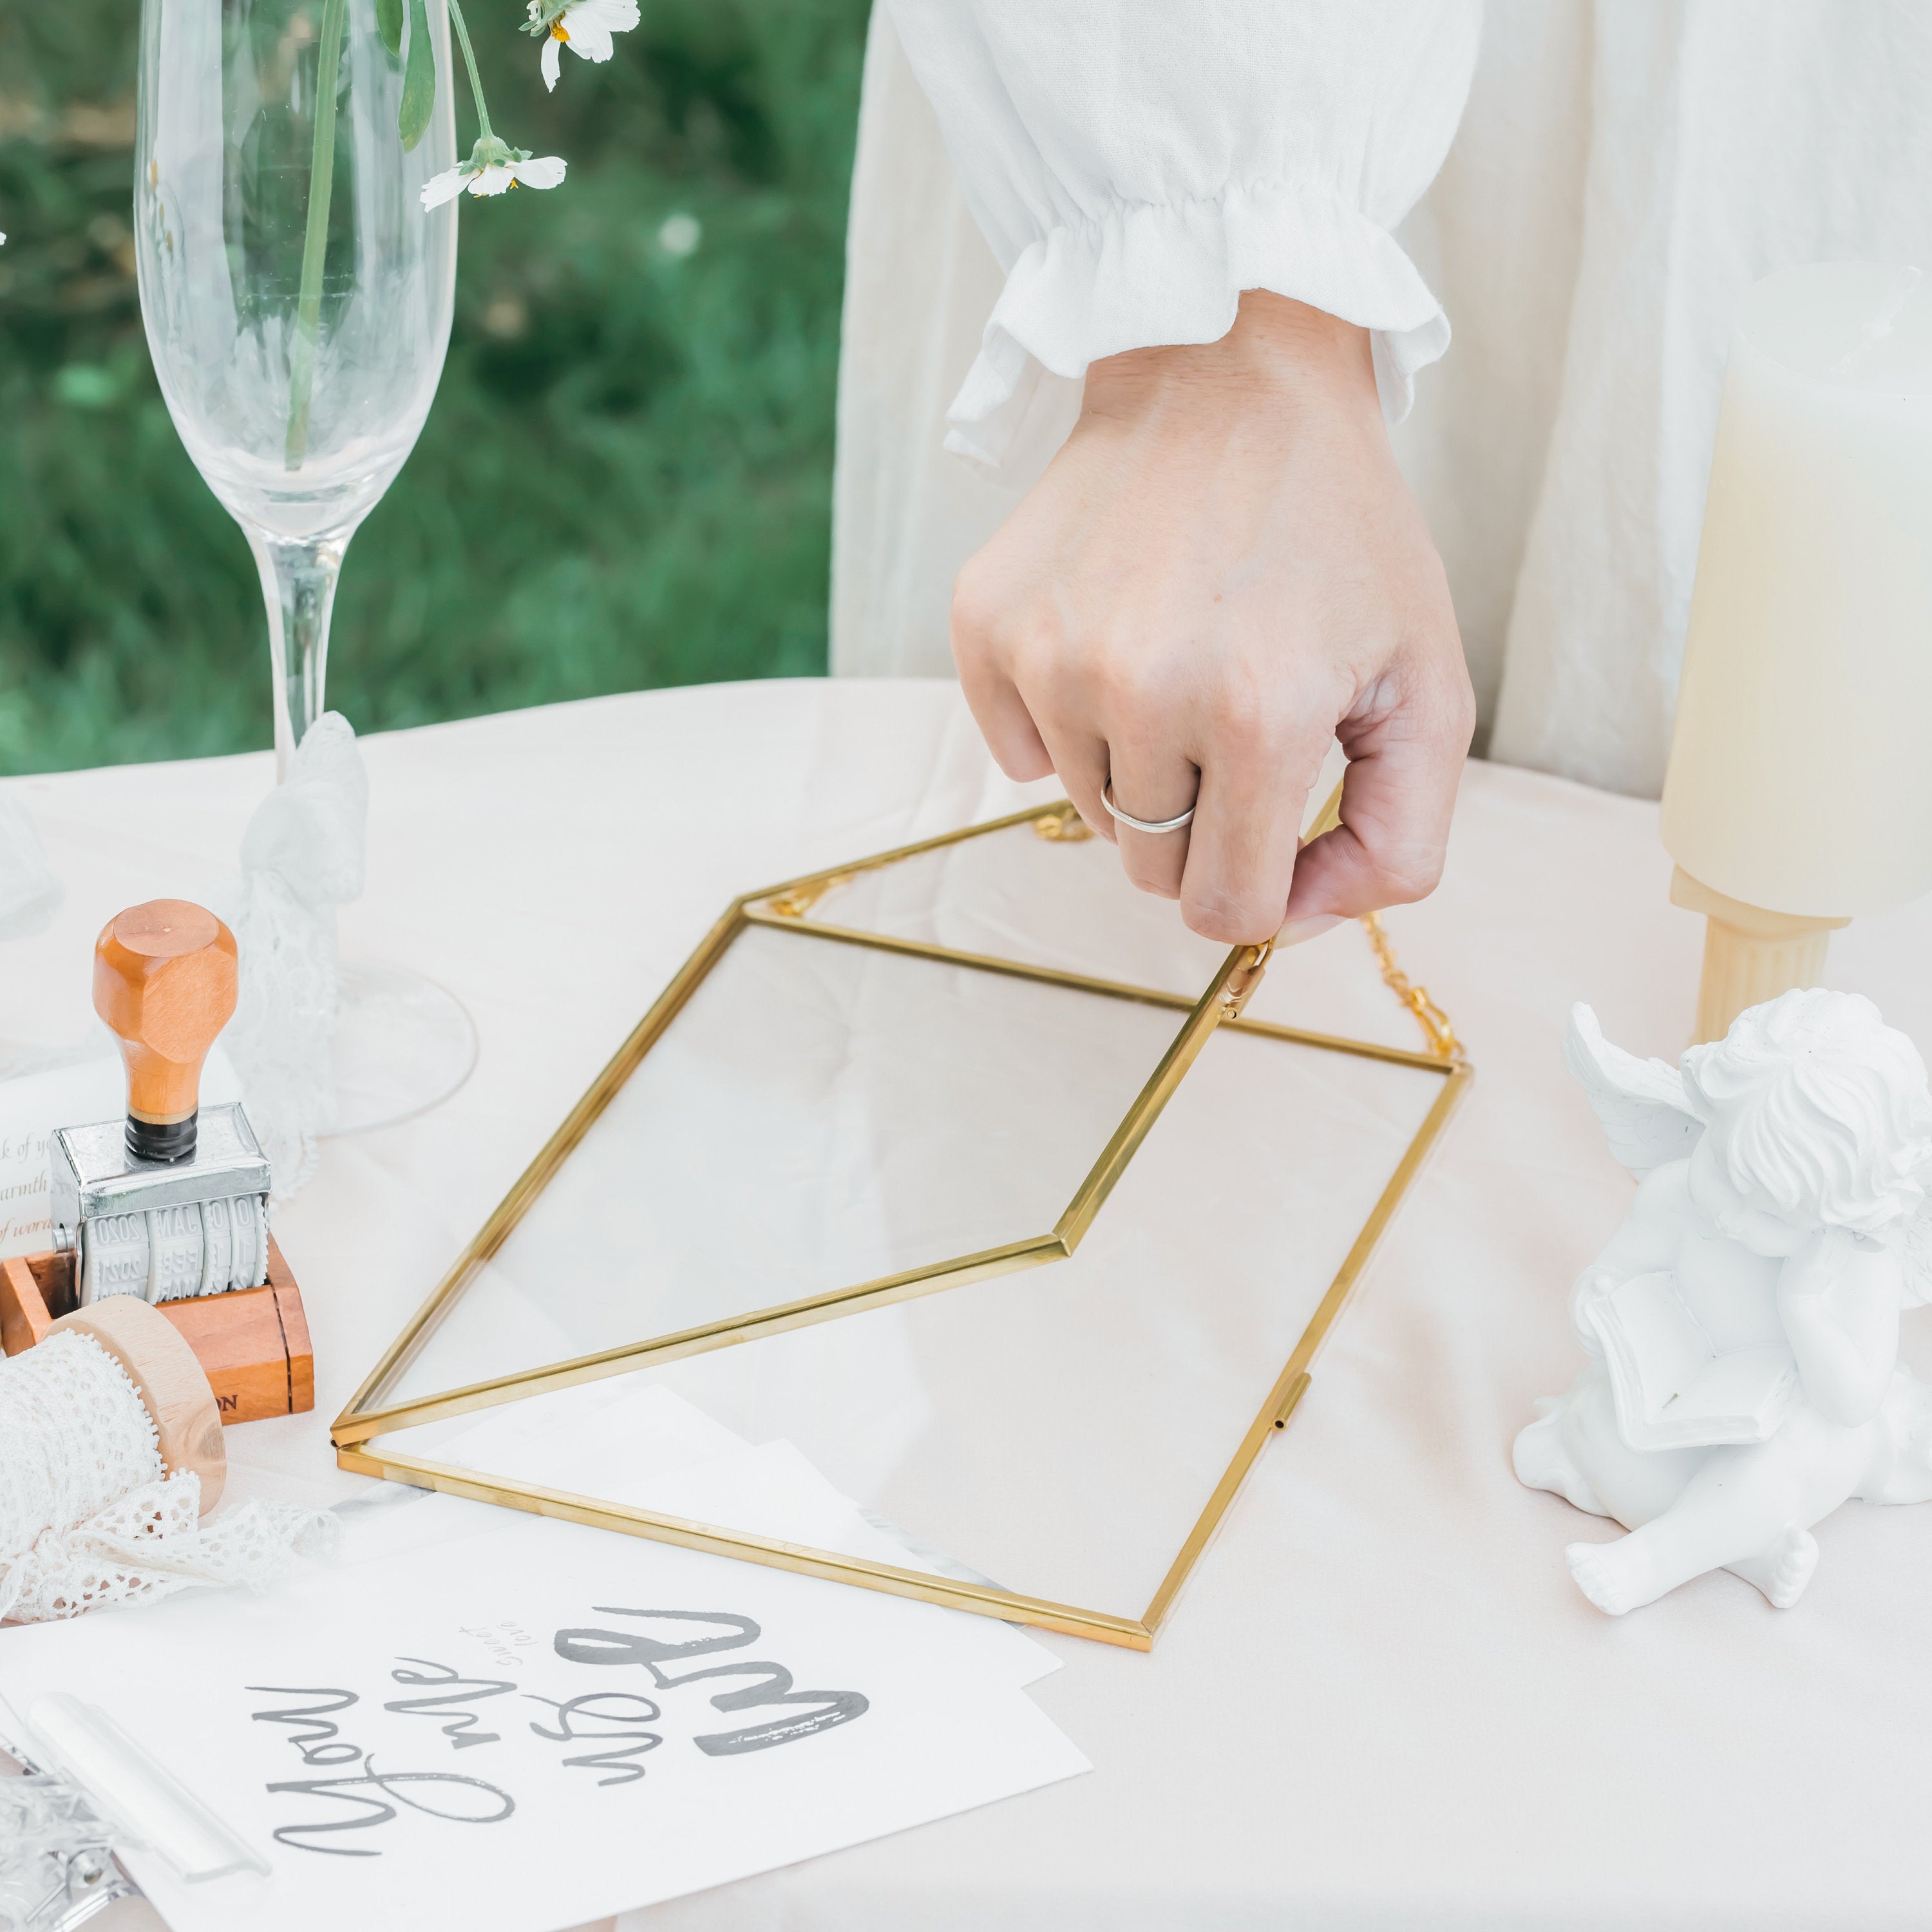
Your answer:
[8,678,1932,1932]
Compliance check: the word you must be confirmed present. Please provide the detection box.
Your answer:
[249,1607,869,1855]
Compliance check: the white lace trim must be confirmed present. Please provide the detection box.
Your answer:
[0,1332,333,1624]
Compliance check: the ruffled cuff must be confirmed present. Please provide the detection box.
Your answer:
[943,178,1448,469]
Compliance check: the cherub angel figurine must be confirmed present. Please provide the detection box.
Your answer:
[1514,988,1932,1615]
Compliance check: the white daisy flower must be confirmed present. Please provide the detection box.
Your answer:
[421,138,568,209]
[531,0,640,92]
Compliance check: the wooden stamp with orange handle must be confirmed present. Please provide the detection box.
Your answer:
[94,897,238,1164]
[48,900,272,1304]
[0,897,316,1422]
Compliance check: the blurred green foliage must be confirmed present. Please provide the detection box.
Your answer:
[0,0,865,773]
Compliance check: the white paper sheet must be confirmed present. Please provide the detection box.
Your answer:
[399,1382,1056,1688]
[0,1048,243,1258]
[0,1394,1086,1931]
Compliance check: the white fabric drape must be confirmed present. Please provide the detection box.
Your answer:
[832,1,1932,800]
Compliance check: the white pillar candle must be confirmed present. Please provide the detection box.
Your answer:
[1660,262,1932,918]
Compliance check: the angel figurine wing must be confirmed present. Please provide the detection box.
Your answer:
[1563,1003,1703,1177]
[1893,1194,1932,1307]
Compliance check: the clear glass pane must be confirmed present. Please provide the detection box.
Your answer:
[794,815,1232,997]
[361,808,1457,1618]
[382,918,1189,1406]
[797,813,1426,1054]
[374,1022,1448,1618]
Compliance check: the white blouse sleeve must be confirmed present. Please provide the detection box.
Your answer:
[881,0,1481,466]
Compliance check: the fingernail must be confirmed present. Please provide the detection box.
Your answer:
[1276,914,1343,947]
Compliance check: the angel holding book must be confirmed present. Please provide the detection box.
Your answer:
[1515,989,1932,1615]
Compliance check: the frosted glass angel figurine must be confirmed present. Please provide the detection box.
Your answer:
[216,714,368,1200]
[1514,989,1932,1615]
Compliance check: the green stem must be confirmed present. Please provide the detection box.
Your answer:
[285,0,350,471]
[446,0,493,141]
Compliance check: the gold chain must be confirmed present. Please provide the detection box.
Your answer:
[1359,911,1462,1061]
[1028,796,1463,1061]
[1305,782,1463,1061]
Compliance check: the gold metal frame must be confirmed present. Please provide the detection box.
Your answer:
[333,799,1471,1649]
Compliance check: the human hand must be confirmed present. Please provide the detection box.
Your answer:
[950,290,1473,946]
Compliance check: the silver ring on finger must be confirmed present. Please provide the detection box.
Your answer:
[1102,780,1196,836]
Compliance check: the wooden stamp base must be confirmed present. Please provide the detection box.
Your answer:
[0,1235,313,1422]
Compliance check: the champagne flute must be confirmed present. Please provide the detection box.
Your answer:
[135,0,477,1131]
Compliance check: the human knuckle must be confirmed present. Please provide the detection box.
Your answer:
[1402,623,1476,732]
[1372,838,1445,904]
[1195,659,1251,721]
[952,564,1036,665]
[1012,619,1079,692]
[1092,647,1173,723]
[1208,696,1278,765]
[1410,657,1476,744]
[949,558,996,636]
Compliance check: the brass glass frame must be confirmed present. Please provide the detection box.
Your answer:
[334,800,1471,1649]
